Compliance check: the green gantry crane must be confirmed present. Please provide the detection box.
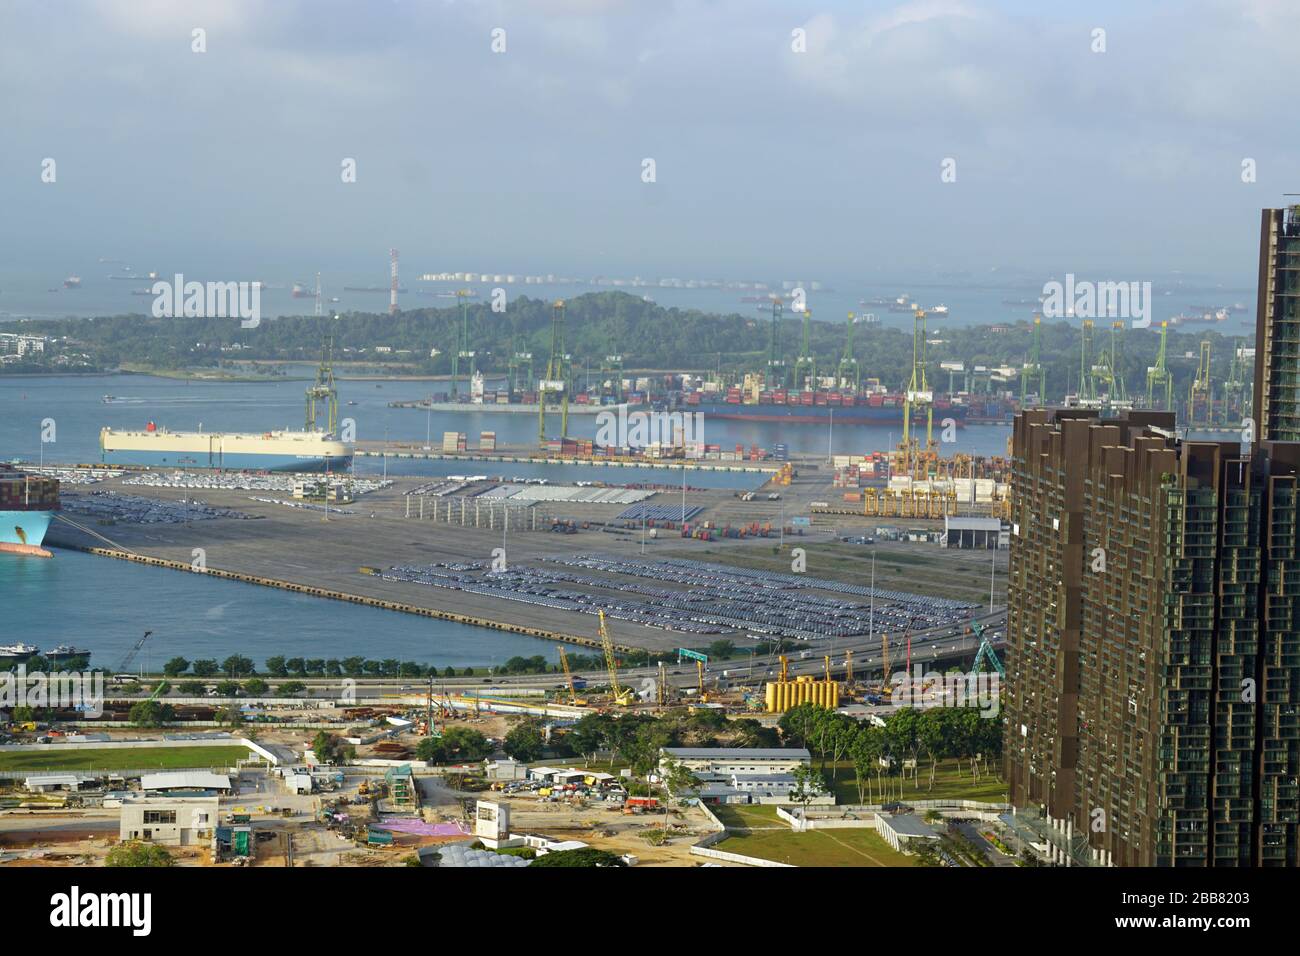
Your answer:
[538,300,569,444]
[1147,320,1173,410]
[838,313,860,390]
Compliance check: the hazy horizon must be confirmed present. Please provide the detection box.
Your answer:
[4,0,1297,286]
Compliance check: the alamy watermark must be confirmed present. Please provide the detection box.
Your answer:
[0,665,104,718]
[152,273,261,328]
[595,407,704,449]
[890,665,999,718]
[1041,273,1152,328]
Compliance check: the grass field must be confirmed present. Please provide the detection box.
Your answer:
[712,805,918,867]
[822,759,1008,805]
[0,746,253,772]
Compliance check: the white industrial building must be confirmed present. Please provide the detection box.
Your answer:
[659,748,826,806]
[659,748,811,778]
[139,771,232,793]
[119,796,219,847]
[942,516,1008,549]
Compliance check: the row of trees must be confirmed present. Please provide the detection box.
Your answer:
[159,655,479,680]
[779,703,1003,805]
[17,290,1247,401]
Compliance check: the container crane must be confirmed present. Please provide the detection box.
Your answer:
[304,340,338,434]
[1188,339,1213,427]
[838,313,859,390]
[901,308,933,474]
[766,296,786,389]
[1078,320,1096,403]
[1147,321,1172,410]
[451,289,476,400]
[1020,314,1045,402]
[598,610,632,706]
[793,307,816,392]
[538,300,570,445]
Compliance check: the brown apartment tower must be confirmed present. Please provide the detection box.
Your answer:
[1003,207,1300,867]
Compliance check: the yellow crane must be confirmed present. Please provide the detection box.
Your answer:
[598,611,633,706]
[845,649,854,687]
[557,645,586,707]
[696,659,706,702]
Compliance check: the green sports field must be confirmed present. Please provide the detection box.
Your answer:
[0,746,253,772]
[711,804,919,867]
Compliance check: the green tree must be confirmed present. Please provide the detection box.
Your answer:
[128,699,175,728]
[438,726,490,762]
[214,680,241,697]
[264,656,288,678]
[161,656,190,677]
[178,680,205,695]
[416,736,445,763]
[286,657,307,677]
[504,719,545,763]
[192,659,219,677]
[243,678,269,696]
[276,681,307,697]
[788,763,828,814]
[106,841,175,867]
[528,848,626,868]
[221,655,255,677]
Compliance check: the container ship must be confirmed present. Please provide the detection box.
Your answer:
[100,422,353,471]
[682,388,968,426]
[0,465,60,558]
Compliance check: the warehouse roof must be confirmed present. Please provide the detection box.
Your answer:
[660,748,811,761]
[139,771,232,791]
[944,516,1003,531]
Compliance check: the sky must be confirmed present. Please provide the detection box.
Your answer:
[2,0,1297,285]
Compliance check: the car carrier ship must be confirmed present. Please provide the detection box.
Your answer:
[100,422,353,471]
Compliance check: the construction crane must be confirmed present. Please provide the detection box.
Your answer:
[793,307,816,392]
[598,610,632,706]
[557,645,585,707]
[451,289,476,399]
[657,661,668,708]
[778,655,790,683]
[901,308,934,473]
[114,630,153,676]
[1020,314,1045,402]
[766,296,786,388]
[881,631,891,690]
[844,649,854,688]
[970,621,1006,678]
[304,340,338,434]
[1147,320,1173,410]
[538,300,570,445]
[837,313,859,390]
[1188,339,1213,427]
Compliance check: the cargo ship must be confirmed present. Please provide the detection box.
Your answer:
[682,388,968,426]
[0,465,60,558]
[100,422,353,471]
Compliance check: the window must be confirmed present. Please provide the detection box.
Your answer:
[143,810,176,825]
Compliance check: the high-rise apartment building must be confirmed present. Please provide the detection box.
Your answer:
[1005,408,1299,867]
[1254,206,1300,442]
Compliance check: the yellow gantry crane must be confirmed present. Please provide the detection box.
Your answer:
[598,610,633,706]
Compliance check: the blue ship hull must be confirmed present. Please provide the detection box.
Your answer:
[0,509,53,548]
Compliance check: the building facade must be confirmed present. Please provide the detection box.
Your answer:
[1254,206,1300,442]
[119,796,218,847]
[1004,408,1300,866]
